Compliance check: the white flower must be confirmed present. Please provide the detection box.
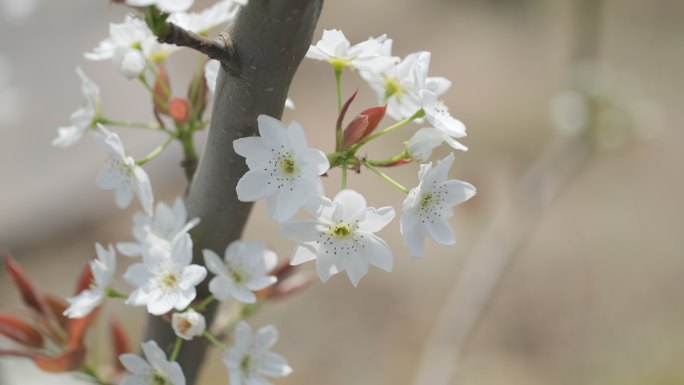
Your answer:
[125,0,194,13]
[169,0,245,34]
[223,321,292,385]
[118,197,200,258]
[419,90,467,151]
[281,189,395,287]
[361,51,451,121]
[124,234,207,315]
[172,309,206,340]
[407,123,467,161]
[233,115,329,223]
[306,29,397,73]
[85,15,176,77]
[203,240,277,303]
[52,67,100,147]
[119,340,185,385]
[205,60,294,110]
[94,125,154,216]
[63,243,116,318]
[401,153,476,259]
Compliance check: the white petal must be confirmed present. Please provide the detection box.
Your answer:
[236,169,277,202]
[180,265,207,289]
[342,256,369,287]
[332,189,367,221]
[133,166,154,216]
[259,352,293,377]
[444,180,477,206]
[119,353,150,374]
[359,235,393,272]
[425,216,456,246]
[280,220,322,243]
[203,249,225,276]
[253,325,278,352]
[357,206,395,233]
[290,244,318,265]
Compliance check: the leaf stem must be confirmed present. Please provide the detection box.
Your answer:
[194,295,215,312]
[136,136,175,166]
[334,65,343,113]
[169,337,183,361]
[203,331,227,351]
[364,161,409,193]
[98,117,168,133]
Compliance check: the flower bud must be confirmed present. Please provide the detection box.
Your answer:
[169,98,190,125]
[172,310,206,341]
[341,105,387,148]
[154,65,171,115]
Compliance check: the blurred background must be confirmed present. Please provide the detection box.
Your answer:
[1,0,683,384]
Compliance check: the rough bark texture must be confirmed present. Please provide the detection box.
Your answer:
[143,1,323,384]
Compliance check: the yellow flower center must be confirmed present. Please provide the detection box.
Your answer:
[330,223,352,238]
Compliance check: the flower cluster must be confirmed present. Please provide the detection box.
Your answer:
[34,3,477,384]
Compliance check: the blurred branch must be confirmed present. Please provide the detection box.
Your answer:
[411,0,603,384]
[142,1,323,384]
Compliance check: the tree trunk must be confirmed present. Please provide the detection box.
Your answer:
[143,1,324,383]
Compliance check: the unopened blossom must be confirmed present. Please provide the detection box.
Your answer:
[169,0,247,34]
[119,340,185,385]
[306,29,397,73]
[281,189,395,286]
[64,243,116,318]
[205,60,294,110]
[203,240,277,303]
[172,309,206,340]
[223,321,292,385]
[125,0,193,13]
[124,234,207,315]
[401,153,476,259]
[234,115,329,222]
[361,51,450,121]
[118,197,200,257]
[419,90,467,151]
[52,67,100,147]
[94,125,154,216]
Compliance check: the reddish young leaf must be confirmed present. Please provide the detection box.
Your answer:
[336,89,358,133]
[342,115,369,149]
[0,313,44,348]
[43,294,69,331]
[109,319,131,371]
[188,69,209,120]
[67,308,99,349]
[268,272,317,300]
[32,347,86,372]
[3,252,47,315]
[0,348,35,358]
[357,104,387,140]
[153,65,171,114]
[74,262,94,295]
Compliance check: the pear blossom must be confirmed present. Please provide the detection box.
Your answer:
[94,125,154,216]
[306,29,397,73]
[361,51,450,121]
[52,67,100,147]
[124,234,207,315]
[125,0,193,13]
[172,309,206,340]
[203,240,277,303]
[204,60,294,110]
[118,197,200,257]
[63,243,116,318]
[419,90,467,151]
[401,153,476,259]
[281,189,395,286]
[169,0,246,34]
[233,115,329,223]
[119,340,185,385]
[86,15,177,77]
[223,321,292,385]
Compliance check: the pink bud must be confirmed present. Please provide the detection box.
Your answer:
[153,66,171,114]
[169,98,190,124]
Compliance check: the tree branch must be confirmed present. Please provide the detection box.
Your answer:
[143,1,324,384]
[157,23,240,75]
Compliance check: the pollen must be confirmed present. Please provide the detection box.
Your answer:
[330,223,352,238]
[240,354,253,373]
[161,273,178,289]
[384,77,403,100]
[152,373,169,385]
[419,192,434,210]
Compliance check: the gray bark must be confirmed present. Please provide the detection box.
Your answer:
[143,1,324,384]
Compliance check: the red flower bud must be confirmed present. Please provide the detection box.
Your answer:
[169,98,191,125]
[342,115,369,149]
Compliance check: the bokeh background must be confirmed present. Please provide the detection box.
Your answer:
[1,0,683,384]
